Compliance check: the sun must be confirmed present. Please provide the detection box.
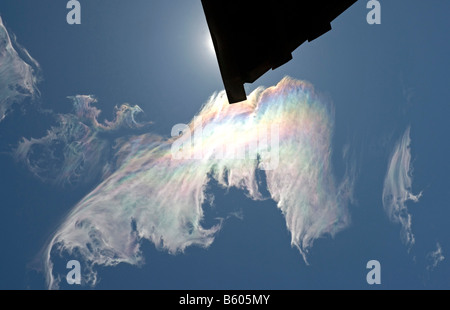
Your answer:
[206,34,215,54]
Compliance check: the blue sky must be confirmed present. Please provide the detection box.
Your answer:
[0,0,448,289]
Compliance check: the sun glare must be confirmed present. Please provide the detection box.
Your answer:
[206,35,215,54]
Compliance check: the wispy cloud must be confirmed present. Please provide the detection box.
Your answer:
[382,127,422,248]
[0,16,40,121]
[15,95,147,186]
[427,242,444,271]
[43,77,355,289]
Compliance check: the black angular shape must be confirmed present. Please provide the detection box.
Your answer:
[201,0,357,103]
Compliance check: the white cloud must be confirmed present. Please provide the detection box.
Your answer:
[0,16,40,121]
[427,242,444,271]
[382,127,422,248]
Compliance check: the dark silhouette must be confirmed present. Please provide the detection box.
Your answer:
[201,0,357,103]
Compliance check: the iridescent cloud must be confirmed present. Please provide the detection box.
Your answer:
[44,77,354,289]
[15,95,146,186]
